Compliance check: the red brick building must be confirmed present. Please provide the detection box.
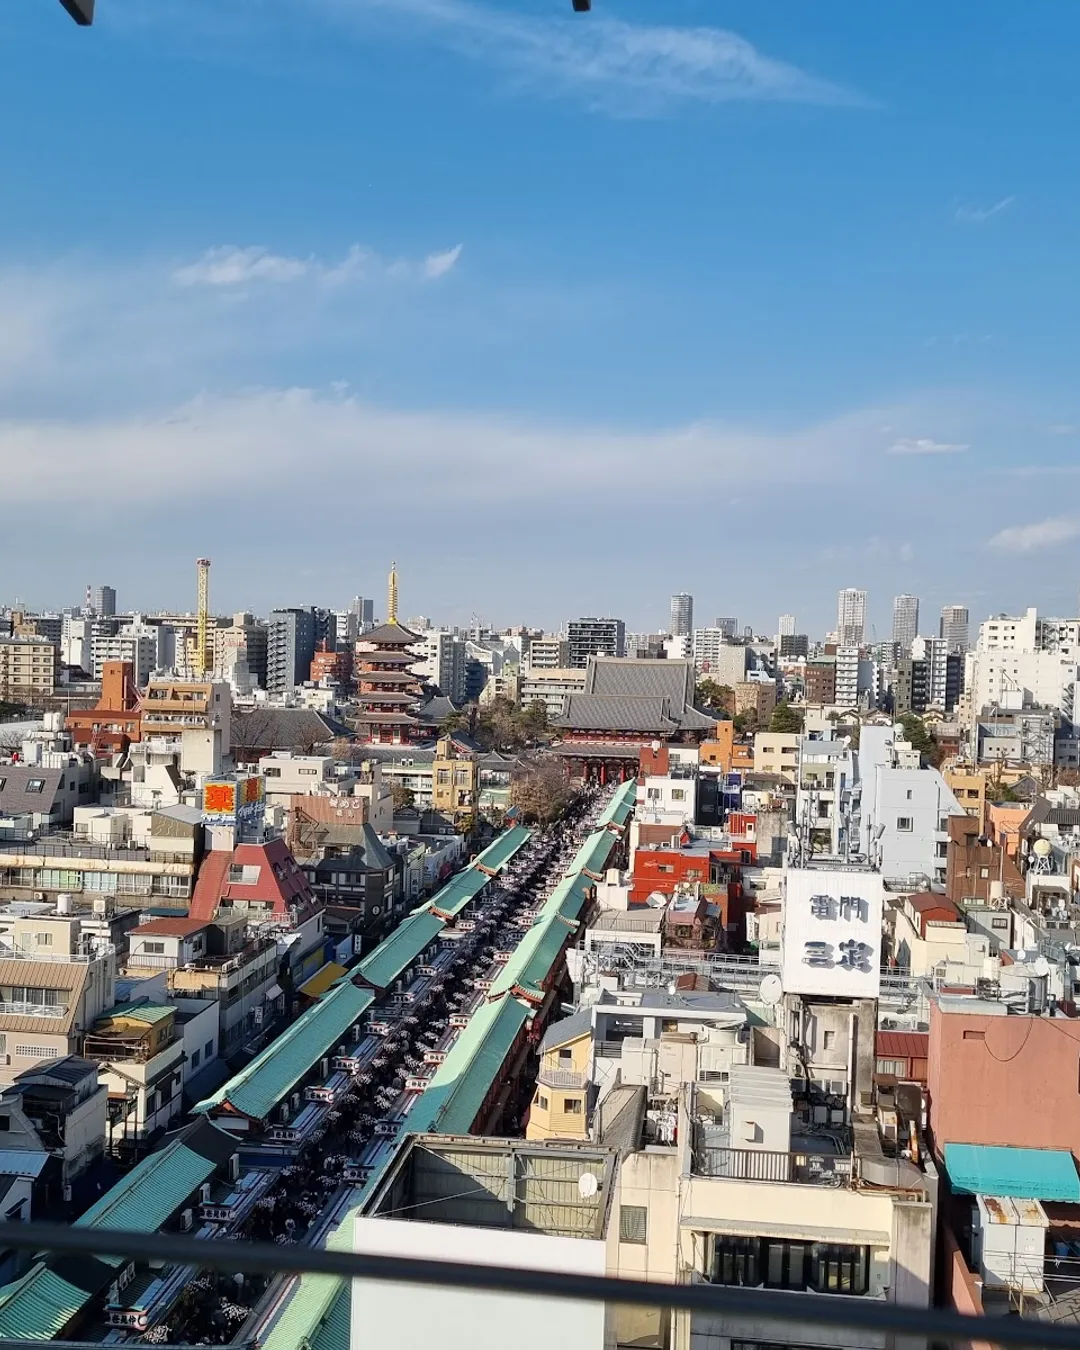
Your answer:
[65,660,142,756]
[309,641,353,686]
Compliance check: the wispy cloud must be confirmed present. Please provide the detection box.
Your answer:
[172,241,462,288]
[953,196,1015,225]
[318,0,857,114]
[1046,423,1077,437]
[887,437,969,456]
[987,516,1080,553]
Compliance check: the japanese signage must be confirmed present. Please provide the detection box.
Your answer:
[201,776,264,825]
[780,867,883,998]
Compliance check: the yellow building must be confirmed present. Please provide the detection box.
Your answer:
[944,765,986,821]
[0,636,58,702]
[753,730,800,782]
[432,736,478,825]
[526,1007,592,1141]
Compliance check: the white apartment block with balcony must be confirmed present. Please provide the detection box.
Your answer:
[522,635,569,671]
[516,668,587,721]
[794,737,857,858]
[753,732,800,783]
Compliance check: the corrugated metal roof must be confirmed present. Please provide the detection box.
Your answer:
[490,911,574,1002]
[298,962,348,999]
[944,1144,1080,1201]
[96,1000,176,1026]
[0,1264,89,1340]
[594,780,637,830]
[876,1030,929,1059]
[471,825,532,873]
[0,1150,48,1178]
[0,959,89,1035]
[357,912,445,991]
[309,1283,351,1350]
[195,980,373,1121]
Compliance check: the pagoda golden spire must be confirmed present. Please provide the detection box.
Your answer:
[387,560,398,625]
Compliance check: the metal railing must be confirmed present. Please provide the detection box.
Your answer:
[694,1141,854,1187]
[537,1068,587,1089]
[0,943,114,965]
[0,1220,1077,1350]
[0,999,67,1019]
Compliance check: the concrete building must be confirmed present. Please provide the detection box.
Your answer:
[732,680,776,725]
[0,914,116,1084]
[522,635,568,671]
[140,677,231,776]
[0,638,58,704]
[413,630,467,703]
[84,998,187,1150]
[167,918,281,1056]
[891,594,919,653]
[88,630,157,686]
[670,592,693,638]
[90,585,116,618]
[836,588,867,648]
[517,668,587,721]
[777,613,796,638]
[804,657,837,706]
[0,1056,107,1192]
[566,618,626,668]
[713,616,738,638]
[834,647,874,710]
[753,731,800,783]
[213,612,268,689]
[267,608,318,692]
[860,724,964,887]
[939,604,970,652]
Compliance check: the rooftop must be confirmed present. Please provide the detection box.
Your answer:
[944,1144,1080,1202]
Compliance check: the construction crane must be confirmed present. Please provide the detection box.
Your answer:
[195,558,211,678]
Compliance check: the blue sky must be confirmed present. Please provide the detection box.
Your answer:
[2,0,1079,636]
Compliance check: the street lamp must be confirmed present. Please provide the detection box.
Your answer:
[58,0,94,23]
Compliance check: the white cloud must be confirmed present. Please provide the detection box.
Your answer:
[1046,423,1077,437]
[887,437,969,456]
[0,388,902,508]
[319,0,857,113]
[987,516,1080,554]
[172,241,463,288]
[953,196,1015,225]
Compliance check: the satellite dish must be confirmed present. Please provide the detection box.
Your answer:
[759,974,783,1007]
[1032,955,1052,978]
[578,1172,599,1199]
[1033,838,1053,857]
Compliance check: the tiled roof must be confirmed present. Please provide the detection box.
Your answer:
[557,694,681,733]
[231,707,352,754]
[586,655,694,703]
[357,912,445,991]
[357,622,420,645]
[194,980,374,1121]
[420,869,489,920]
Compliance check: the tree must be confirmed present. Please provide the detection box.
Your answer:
[510,755,571,825]
[897,712,934,760]
[696,679,733,714]
[390,783,415,811]
[769,702,804,734]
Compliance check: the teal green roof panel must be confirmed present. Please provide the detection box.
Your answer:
[357,911,446,990]
[944,1144,1080,1201]
[595,781,637,830]
[471,825,532,873]
[262,1195,361,1350]
[310,1284,351,1350]
[489,910,575,1001]
[76,1140,217,1258]
[567,828,617,880]
[0,1264,89,1341]
[420,869,490,919]
[411,995,529,1136]
[195,980,374,1120]
[541,873,591,925]
[96,999,176,1025]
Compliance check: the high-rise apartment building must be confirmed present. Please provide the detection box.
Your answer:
[940,605,970,653]
[891,594,920,653]
[88,585,117,617]
[713,617,738,638]
[350,596,375,630]
[267,608,318,692]
[836,588,867,648]
[523,635,568,671]
[0,636,58,702]
[670,593,693,638]
[777,614,796,638]
[566,617,626,668]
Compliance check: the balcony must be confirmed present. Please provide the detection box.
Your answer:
[84,1030,176,1062]
[694,1141,855,1187]
[0,999,68,1019]
[537,1068,587,1090]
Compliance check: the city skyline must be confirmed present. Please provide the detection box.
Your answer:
[3,3,1080,621]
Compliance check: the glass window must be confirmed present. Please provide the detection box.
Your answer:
[809,1243,870,1295]
[764,1239,807,1291]
[24,780,45,794]
[563,1098,582,1114]
[896,817,913,831]
[142,941,166,955]
[619,1205,648,1245]
[710,1236,761,1287]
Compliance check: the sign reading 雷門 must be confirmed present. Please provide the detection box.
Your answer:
[779,867,884,999]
